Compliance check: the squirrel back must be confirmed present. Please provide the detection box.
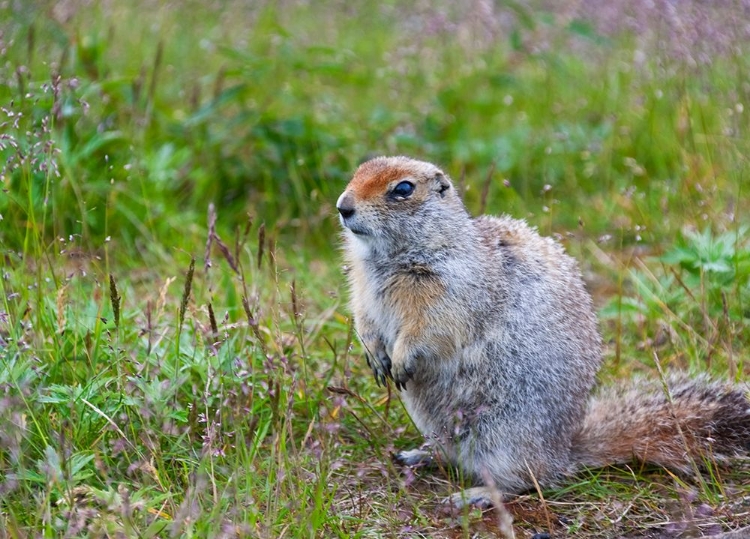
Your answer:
[337,156,750,502]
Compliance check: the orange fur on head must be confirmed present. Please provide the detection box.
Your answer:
[348,157,420,200]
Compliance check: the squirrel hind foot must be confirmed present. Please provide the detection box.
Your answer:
[444,486,497,509]
[393,448,434,467]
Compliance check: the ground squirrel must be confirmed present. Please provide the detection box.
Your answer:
[337,156,750,506]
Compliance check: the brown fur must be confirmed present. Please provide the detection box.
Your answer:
[574,374,750,470]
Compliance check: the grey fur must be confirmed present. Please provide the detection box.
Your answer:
[338,156,750,505]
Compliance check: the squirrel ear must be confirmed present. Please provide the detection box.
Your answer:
[435,173,451,198]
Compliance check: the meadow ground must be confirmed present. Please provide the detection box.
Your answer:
[1,1,749,537]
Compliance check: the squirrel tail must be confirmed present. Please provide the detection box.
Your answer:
[571,374,750,472]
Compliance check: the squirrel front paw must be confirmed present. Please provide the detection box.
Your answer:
[363,341,392,386]
[362,337,418,390]
[391,358,415,390]
[391,341,417,390]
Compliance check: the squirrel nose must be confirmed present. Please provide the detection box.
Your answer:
[337,192,356,219]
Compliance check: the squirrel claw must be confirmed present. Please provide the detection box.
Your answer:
[392,360,414,390]
[369,350,393,386]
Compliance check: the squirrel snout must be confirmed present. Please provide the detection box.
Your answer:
[337,192,356,219]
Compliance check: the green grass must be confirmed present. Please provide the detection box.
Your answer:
[1,1,749,537]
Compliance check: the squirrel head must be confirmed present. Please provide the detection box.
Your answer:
[337,156,469,256]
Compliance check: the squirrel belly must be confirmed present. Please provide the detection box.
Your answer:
[337,156,750,502]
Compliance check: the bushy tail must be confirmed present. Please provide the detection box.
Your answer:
[571,374,750,472]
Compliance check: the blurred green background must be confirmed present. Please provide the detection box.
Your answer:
[4,0,747,259]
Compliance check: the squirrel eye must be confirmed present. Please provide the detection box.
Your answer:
[392,181,415,199]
